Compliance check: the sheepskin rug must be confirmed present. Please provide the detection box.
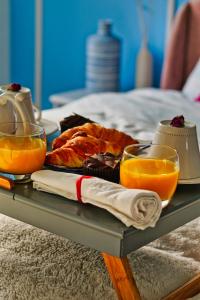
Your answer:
[0,213,200,300]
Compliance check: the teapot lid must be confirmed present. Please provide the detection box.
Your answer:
[0,84,30,94]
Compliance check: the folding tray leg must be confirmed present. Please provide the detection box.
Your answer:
[163,273,200,300]
[102,252,141,300]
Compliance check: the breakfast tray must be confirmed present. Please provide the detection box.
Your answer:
[0,180,200,299]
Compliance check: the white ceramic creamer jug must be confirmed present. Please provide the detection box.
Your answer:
[153,120,200,180]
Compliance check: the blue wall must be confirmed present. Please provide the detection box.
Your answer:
[10,0,188,109]
[10,0,35,97]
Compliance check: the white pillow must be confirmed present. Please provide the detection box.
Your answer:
[182,58,200,100]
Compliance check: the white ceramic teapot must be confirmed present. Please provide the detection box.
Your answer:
[0,84,41,126]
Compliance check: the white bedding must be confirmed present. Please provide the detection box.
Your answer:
[43,88,200,140]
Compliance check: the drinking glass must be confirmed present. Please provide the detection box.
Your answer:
[120,144,179,205]
[0,122,46,182]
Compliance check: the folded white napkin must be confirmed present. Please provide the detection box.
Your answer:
[31,170,162,230]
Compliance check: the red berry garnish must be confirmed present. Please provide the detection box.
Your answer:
[194,95,200,102]
[7,83,21,92]
[170,115,185,127]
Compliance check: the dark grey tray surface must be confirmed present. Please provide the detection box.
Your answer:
[0,183,199,256]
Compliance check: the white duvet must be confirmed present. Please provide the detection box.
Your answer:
[43,88,200,140]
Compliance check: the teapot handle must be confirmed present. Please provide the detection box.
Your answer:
[33,104,42,122]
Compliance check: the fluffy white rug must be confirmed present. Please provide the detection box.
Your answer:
[0,213,200,300]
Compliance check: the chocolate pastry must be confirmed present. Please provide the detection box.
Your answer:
[60,113,94,133]
[83,152,120,183]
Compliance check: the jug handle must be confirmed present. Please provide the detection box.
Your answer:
[0,92,31,134]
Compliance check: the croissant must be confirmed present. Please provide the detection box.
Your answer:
[46,133,137,168]
[53,123,137,150]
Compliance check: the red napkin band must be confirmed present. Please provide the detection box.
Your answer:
[76,175,92,203]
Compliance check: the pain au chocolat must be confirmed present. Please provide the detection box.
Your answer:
[46,123,138,168]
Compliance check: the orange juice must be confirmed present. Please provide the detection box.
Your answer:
[120,158,179,200]
[0,136,46,174]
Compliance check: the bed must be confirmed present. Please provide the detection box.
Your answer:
[43,88,200,141]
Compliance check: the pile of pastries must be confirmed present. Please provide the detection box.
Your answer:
[45,115,138,182]
[45,114,138,182]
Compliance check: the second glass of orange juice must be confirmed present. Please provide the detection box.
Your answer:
[120,144,179,205]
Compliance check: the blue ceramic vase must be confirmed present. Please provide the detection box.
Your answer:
[86,20,121,92]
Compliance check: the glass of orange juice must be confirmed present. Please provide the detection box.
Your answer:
[0,122,46,182]
[120,144,179,206]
